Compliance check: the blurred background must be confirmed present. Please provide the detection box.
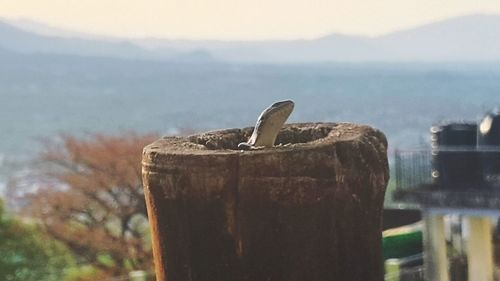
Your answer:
[0,1,500,280]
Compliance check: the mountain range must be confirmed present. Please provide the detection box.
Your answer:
[1,14,500,63]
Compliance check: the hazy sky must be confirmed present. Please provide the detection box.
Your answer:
[1,0,500,40]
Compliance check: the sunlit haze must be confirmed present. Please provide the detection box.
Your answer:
[1,0,500,40]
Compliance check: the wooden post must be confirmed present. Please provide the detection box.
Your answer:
[142,123,389,281]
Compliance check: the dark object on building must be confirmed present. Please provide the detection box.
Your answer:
[478,109,500,187]
[430,122,482,189]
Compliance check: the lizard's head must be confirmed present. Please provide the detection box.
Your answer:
[264,100,294,120]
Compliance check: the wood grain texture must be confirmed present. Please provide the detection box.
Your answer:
[142,123,389,281]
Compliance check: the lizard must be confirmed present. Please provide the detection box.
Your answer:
[238,100,294,150]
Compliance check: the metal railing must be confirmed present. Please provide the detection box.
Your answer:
[393,147,500,208]
[395,149,433,191]
[395,147,500,190]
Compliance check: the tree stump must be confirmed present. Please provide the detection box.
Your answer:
[142,122,389,281]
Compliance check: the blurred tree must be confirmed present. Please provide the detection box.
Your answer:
[8,132,158,277]
[0,199,75,281]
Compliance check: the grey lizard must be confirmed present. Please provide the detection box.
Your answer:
[238,100,294,150]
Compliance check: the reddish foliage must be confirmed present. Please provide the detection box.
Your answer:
[9,132,159,275]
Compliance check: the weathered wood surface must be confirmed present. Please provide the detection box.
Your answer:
[142,122,389,281]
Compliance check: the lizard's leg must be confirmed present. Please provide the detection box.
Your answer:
[238,142,253,150]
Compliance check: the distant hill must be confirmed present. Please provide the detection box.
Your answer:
[0,20,160,59]
[375,14,500,61]
[1,14,500,62]
[5,18,108,39]
[129,14,500,62]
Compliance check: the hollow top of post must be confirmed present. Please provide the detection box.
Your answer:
[143,122,387,163]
